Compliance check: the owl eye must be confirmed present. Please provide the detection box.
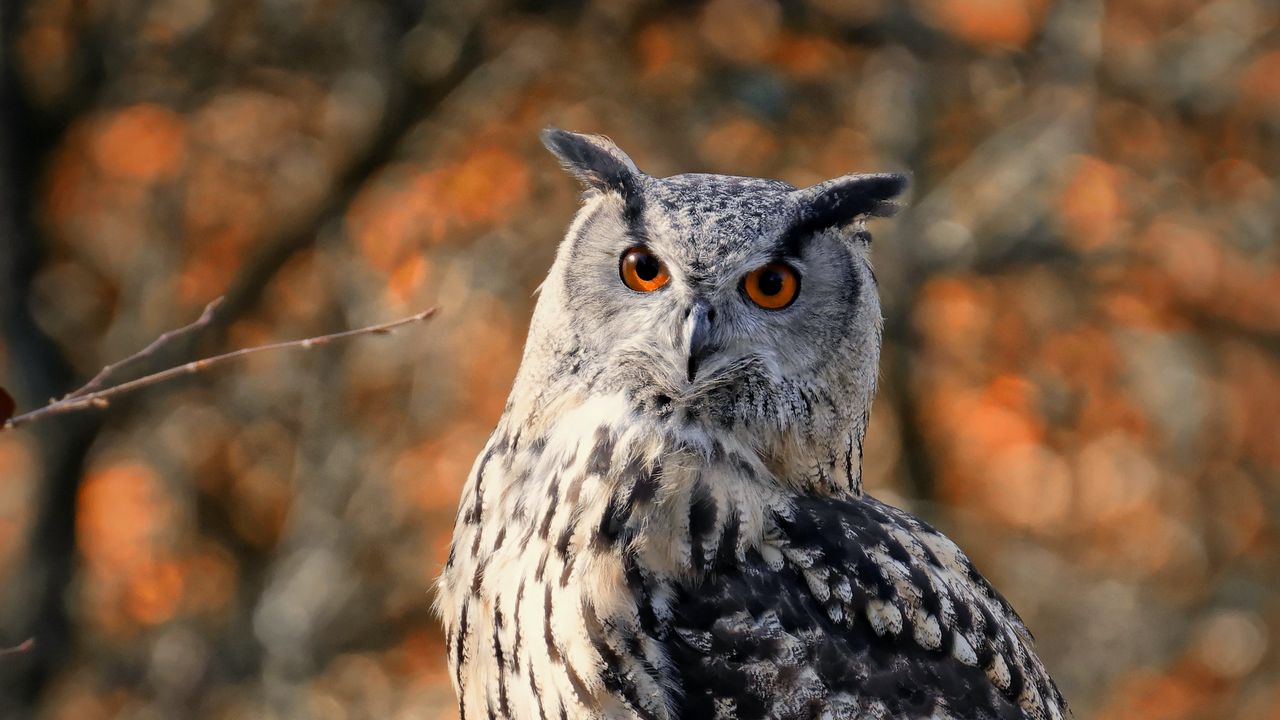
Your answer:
[619,247,671,292]
[742,262,800,310]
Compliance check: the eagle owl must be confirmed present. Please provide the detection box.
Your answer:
[436,129,1067,719]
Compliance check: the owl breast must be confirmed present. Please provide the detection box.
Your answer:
[436,393,1065,720]
[438,393,781,720]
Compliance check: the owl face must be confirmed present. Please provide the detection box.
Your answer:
[535,129,906,445]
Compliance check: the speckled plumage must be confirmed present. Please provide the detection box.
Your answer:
[435,129,1067,719]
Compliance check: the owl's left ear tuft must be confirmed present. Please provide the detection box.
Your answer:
[791,173,909,235]
[541,128,643,195]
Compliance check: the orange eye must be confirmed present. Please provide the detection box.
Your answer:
[620,247,671,292]
[742,262,800,310]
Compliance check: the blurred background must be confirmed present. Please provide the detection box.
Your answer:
[0,0,1277,717]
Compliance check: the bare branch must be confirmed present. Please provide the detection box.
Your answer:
[67,297,224,399]
[3,307,438,431]
[0,639,34,657]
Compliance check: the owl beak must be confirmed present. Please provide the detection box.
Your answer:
[684,300,716,383]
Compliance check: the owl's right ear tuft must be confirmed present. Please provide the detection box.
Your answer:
[541,128,642,195]
[792,173,910,225]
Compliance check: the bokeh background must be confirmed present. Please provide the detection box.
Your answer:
[1,0,1277,717]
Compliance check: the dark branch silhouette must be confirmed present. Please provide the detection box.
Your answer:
[3,302,437,430]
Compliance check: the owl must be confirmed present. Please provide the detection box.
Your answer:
[435,129,1067,720]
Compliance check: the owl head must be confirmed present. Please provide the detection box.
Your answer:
[512,129,906,495]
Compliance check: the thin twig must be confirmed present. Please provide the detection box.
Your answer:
[68,297,224,399]
[0,639,34,657]
[3,307,438,431]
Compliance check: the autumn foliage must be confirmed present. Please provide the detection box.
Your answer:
[1,1,1277,718]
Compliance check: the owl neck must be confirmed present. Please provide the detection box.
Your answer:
[485,390,796,581]
[503,351,871,501]
[497,373,871,544]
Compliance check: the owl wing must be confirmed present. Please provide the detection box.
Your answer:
[666,495,1067,720]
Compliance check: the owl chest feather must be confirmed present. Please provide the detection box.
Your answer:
[436,395,1066,720]
[438,395,782,720]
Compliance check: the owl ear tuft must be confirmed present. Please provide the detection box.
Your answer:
[791,173,909,235]
[541,128,643,195]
